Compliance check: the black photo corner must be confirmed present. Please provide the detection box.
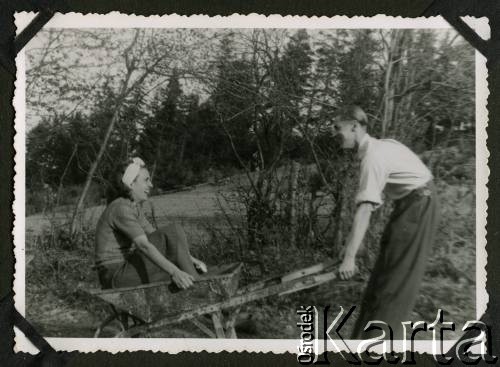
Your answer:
[1,0,500,366]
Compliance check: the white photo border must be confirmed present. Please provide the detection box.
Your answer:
[12,12,489,355]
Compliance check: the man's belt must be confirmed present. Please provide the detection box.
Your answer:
[407,181,433,200]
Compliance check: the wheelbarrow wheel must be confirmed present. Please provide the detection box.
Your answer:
[93,313,126,338]
[94,305,147,338]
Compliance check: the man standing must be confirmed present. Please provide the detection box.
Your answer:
[332,106,440,339]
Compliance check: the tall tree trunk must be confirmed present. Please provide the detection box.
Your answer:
[307,188,317,247]
[55,144,78,211]
[382,30,401,137]
[178,130,187,166]
[150,137,163,181]
[68,31,147,236]
[51,143,77,242]
[288,160,300,247]
[70,100,125,234]
[70,75,132,235]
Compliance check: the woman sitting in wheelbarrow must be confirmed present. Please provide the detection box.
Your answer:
[94,157,207,290]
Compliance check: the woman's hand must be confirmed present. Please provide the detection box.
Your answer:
[134,235,196,289]
[191,256,208,274]
[171,268,195,289]
[338,257,357,280]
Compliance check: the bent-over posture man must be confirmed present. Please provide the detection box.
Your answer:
[333,106,440,339]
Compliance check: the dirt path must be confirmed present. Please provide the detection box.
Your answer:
[26,183,231,235]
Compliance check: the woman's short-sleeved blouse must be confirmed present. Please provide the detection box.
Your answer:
[95,197,155,266]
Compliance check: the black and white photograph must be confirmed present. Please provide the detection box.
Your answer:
[13,13,488,354]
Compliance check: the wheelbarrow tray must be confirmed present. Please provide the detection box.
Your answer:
[117,260,344,338]
[89,262,242,323]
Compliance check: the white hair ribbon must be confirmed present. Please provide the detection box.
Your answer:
[121,157,145,188]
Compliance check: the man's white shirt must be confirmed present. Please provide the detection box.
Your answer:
[355,134,432,208]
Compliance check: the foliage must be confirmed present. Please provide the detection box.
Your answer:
[26,28,474,201]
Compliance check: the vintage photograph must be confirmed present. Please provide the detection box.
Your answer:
[13,13,487,353]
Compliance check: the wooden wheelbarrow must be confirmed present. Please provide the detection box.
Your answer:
[88,260,339,338]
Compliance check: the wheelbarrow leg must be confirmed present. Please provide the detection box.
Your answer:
[94,305,126,338]
[209,308,240,338]
[117,312,146,337]
[211,311,226,338]
[94,313,120,338]
[224,307,240,339]
[189,317,216,338]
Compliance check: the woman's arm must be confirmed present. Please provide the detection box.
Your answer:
[338,202,373,280]
[134,234,194,289]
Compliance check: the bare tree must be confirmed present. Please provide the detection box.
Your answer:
[69,30,185,234]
